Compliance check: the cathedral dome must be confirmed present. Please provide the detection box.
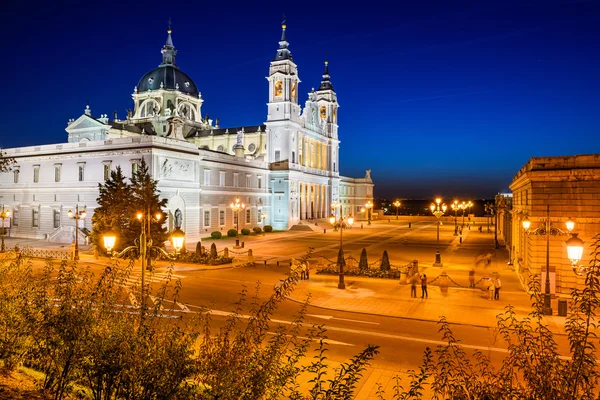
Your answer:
[137,65,199,97]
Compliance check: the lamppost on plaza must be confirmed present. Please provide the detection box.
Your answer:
[393,200,401,220]
[467,201,473,229]
[460,201,466,228]
[451,200,459,236]
[522,204,577,315]
[484,202,493,233]
[0,203,10,253]
[230,198,245,247]
[103,210,185,316]
[365,200,373,225]
[68,205,87,261]
[430,198,447,267]
[330,212,354,289]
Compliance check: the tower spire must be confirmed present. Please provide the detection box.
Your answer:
[273,16,293,61]
[318,58,334,91]
[160,19,178,67]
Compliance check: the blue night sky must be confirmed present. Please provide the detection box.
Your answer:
[2,0,599,199]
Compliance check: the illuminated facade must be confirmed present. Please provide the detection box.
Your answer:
[0,24,373,243]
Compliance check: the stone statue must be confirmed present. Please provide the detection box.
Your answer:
[365,169,371,180]
[236,128,244,146]
[126,109,132,119]
[174,209,183,229]
[113,110,118,121]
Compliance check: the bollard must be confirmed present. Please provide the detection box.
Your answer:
[264,260,267,265]
[242,242,245,248]
[224,247,229,258]
[459,237,462,244]
[468,268,475,288]
[408,222,412,228]
[440,271,449,293]
[324,229,326,234]
[277,261,280,266]
[247,249,253,263]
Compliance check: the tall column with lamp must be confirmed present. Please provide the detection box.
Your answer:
[451,200,459,236]
[522,204,576,315]
[467,201,473,229]
[460,201,466,228]
[365,200,373,225]
[393,200,401,220]
[430,198,447,267]
[0,203,10,253]
[68,205,87,261]
[103,211,185,317]
[230,198,245,247]
[330,211,354,289]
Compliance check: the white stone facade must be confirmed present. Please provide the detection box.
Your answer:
[0,24,373,244]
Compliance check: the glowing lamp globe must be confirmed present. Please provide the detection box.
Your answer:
[171,228,185,253]
[348,215,354,225]
[103,230,117,252]
[566,233,585,266]
[522,217,531,231]
[565,218,575,232]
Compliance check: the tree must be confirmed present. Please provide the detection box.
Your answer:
[380,250,390,271]
[128,158,169,250]
[0,150,15,173]
[91,166,132,252]
[359,248,369,270]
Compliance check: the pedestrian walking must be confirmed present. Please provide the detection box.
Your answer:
[488,278,494,300]
[305,261,310,280]
[468,268,475,288]
[494,277,502,300]
[421,274,428,298]
[300,262,307,280]
[410,274,418,298]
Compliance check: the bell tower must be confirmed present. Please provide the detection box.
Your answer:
[266,20,301,123]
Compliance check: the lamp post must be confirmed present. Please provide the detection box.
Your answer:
[330,212,354,289]
[103,210,185,316]
[229,198,245,247]
[68,205,87,261]
[522,204,576,315]
[451,200,459,236]
[365,201,373,225]
[393,200,401,220]
[0,203,10,253]
[484,202,493,233]
[467,201,473,229]
[430,198,447,267]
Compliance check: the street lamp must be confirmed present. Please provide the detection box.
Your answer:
[103,210,185,316]
[430,198,447,267]
[484,202,493,233]
[68,205,87,261]
[451,200,459,236]
[0,204,10,253]
[522,204,576,315]
[393,200,401,220]
[330,212,354,289]
[229,198,245,247]
[365,201,373,225]
[467,201,473,229]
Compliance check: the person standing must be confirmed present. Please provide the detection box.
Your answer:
[300,262,307,280]
[494,277,502,300]
[488,278,495,300]
[410,274,418,298]
[305,261,311,280]
[421,274,428,298]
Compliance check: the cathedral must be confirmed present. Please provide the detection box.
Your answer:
[0,23,374,244]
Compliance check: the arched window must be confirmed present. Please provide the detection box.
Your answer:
[217,145,225,152]
[140,100,159,118]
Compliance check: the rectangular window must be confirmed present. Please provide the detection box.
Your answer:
[275,150,280,162]
[204,210,210,227]
[78,165,85,181]
[219,171,225,187]
[291,151,295,164]
[219,210,225,226]
[246,209,251,224]
[246,175,251,188]
[204,170,211,185]
[32,209,39,228]
[33,166,40,183]
[257,209,262,223]
[12,209,18,226]
[233,173,239,187]
[13,169,19,183]
[258,176,262,189]
[103,164,111,180]
[53,210,60,228]
[131,162,138,179]
[54,165,61,182]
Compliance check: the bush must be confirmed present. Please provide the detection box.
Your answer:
[359,248,369,270]
[227,229,237,237]
[211,231,222,239]
[264,225,273,233]
[241,228,250,235]
[210,243,217,259]
[253,227,262,234]
[195,241,202,256]
[380,250,390,271]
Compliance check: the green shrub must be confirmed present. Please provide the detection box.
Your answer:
[210,243,217,259]
[359,248,369,270]
[380,250,390,271]
[227,229,237,237]
[211,231,222,239]
[264,225,273,233]
[253,227,262,234]
[195,241,202,255]
[241,228,250,235]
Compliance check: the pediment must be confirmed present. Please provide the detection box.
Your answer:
[66,115,106,133]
